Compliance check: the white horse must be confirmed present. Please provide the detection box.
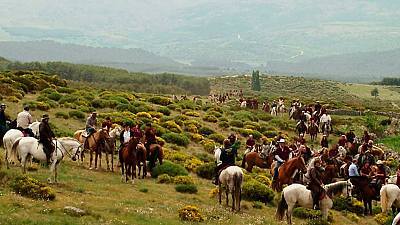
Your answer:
[338,146,347,158]
[380,184,400,214]
[11,137,81,183]
[29,121,41,137]
[276,180,353,225]
[271,107,278,116]
[393,212,400,225]
[3,129,24,168]
[240,100,247,108]
[218,166,243,212]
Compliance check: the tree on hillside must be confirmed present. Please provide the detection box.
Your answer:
[251,70,261,91]
[371,87,379,98]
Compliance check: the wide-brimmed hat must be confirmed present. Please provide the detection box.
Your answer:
[42,114,49,119]
[92,111,97,115]
[278,139,285,143]
[376,160,384,165]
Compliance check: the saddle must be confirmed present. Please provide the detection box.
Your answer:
[217,164,231,175]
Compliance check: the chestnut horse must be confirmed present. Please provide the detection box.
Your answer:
[148,143,164,171]
[120,138,138,183]
[136,142,147,179]
[74,128,110,170]
[241,152,274,172]
[350,176,378,215]
[308,123,318,141]
[271,156,307,192]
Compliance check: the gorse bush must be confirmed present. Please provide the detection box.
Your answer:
[198,126,215,136]
[242,179,274,204]
[178,205,204,222]
[196,162,216,180]
[10,175,56,201]
[157,174,173,184]
[200,139,217,154]
[55,111,69,119]
[203,115,218,123]
[333,197,364,215]
[229,120,244,128]
[161,121,183,133]
[148,96,171,106]
[161,133,189,146]
[293,207,333,222]
[233,111,258,122]
[68,110,85,119]
[151,160,188,178]
[173,176,195,185]
[157,106,171,116]
[208,133,225,144]
[175,184,198,194]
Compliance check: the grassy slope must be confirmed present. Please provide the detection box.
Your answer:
[0,93,380,225]
[339,83,400,102]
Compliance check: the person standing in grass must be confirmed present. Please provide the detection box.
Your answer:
[0,103,10,138]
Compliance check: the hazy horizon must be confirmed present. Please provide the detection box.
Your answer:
[1,0,400,65]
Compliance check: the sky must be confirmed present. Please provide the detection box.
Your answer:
[0,0,399,63]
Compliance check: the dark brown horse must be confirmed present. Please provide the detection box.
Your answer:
[350,176,378,215]
[241,152,274,172]
[120,138,138,183]
[136,142,147,179]
[271,156,307,192]
[322,164,340,184]
[148,142,164,171]
[308,123,318,141]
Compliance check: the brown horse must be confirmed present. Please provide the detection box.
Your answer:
[308,123,318,141]
[271,156,307,192]
[136,142,147,179]
[120,138,138,183]
[74,128,110,170]
[241,152,274,172]
[322,164,340,184]
[350,176,378,215]
[148,143,164,171]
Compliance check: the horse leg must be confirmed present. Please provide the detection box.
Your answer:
[21,156,27,174]
[105,151,110,171]
[363,200,368,215]
[89,150,93,170]
[111,149,114,172]
[231,189,235,211]
[120,161,125,182]
[287,204,294,225]
[143,159,147,178]
[218,183,222,204]
[369,200,373,215]
[226,188,229,206]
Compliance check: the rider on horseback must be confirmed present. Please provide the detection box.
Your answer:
[0,103,10,139]
[39,114,55,166]
[245,135,255,154]
[213,139,237,185]
[273,139,290,181]
[320,134,329,148]
[16,105,34,137]
[84,112,97,149]
[346,129,356,144]
[371,160,387,197]
[144,123,156,152]
[308,158,325,210]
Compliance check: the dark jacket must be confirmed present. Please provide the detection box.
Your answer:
[131,127,143,139]
[346,132,356,143]
[0,111,8,126]
[274,146,290,161]
[144,127,156,143]
[39,121,55,141]
[309,167,323,188]
[220,147,237,165]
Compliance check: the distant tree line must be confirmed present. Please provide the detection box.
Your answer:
[373,77,400,86]
[5,61,210,95]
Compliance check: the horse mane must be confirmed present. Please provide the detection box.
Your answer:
[325,181,347,197]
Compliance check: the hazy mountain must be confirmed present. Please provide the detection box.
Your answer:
[265,49,400,83]
[0,40,181,67]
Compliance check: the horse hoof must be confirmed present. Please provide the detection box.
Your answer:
[89,167,93,170]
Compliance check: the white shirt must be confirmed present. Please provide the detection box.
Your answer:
[348,163,360,177]
[320,114,331,124]
[123,130,131,143]
[17,110,33,129]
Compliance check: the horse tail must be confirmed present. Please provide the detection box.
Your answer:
[380,185,389,213]
[275,192,288,221]
[234,172,243,210]
[11,137,23,163]
[241,154,246,169]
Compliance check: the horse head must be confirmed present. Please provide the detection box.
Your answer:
[296,156,307,173]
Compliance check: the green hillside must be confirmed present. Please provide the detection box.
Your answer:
[0,70,397,225]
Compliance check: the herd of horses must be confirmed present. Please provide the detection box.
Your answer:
[1,123,165,184]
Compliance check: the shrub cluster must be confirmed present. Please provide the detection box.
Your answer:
[151,160,188,178]
[332,196,364,215]
[175,184,198,194]
[173,176,195,185]
[293,207,333,222]
[198,126,215,136]
[161,133,189,146]
[242,179,274,204]
[10,175,56,200]
[148,96,171,106]
[196,162,216,180]
[208,133,225,144]
[178,205,204,222]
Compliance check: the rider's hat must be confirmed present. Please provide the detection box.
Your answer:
[42,114,49,119]
[368,140,373,146]
[376,160,384,165]
[278,138,285,143]
[92,111,97,115]
[0,103,6,107]
[23,105,30,110]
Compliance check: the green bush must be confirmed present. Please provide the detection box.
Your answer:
[256,113,273,122]
[333,197,364,215]
[184,111,200,117]
[242,179,274,203]
[252,201,264,209]
[233,111,258,122]
[161,121,183,133]
[157,106,171,116]
[157,174,173,184]
[263,130,277,138]
[151,160,189,178]
[162,133,189,146]
[229,120,244,128]
[148,96,171,106]
[196,162,216,180]
[218,121,229,128]
[47,92,62,101]
[68,110,86,119]
[293,207,333,222]
[184,119,201,128]
[200,139,217,153]
[374,213,394,225]
[175,184,198,194]
[10,175,56,200]
[198,126,215,136]
[203,115,218,123]
[207,111,222,118]
[173,176,195,185]
[208,133,225,144]
[55,111,69,119]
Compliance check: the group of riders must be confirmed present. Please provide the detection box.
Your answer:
[0,103,55,165]
[0,103,159,168]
